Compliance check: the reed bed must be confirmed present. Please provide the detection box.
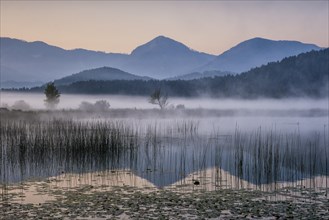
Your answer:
[1,111,328,219]
[0,120,138,183]
[229,127,328,190]
[0,116,328,192]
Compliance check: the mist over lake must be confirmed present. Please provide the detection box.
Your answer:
[2,92,327,134]
[1,1,328,218]
[1,68,328,220]
[1,91,328,110]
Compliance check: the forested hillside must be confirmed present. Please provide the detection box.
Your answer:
[16,49,329,98]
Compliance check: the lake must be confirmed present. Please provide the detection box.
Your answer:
[1,92,328,219]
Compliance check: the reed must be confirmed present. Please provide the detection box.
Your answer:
[0,115,327,194]
[230,127,328,190]
[0,120,139,184]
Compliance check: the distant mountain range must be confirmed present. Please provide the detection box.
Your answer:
[54,67,151,85]
[197,37,320,73]
[23,49,328,98]
[0,36,322,88]
[0,37,127,83]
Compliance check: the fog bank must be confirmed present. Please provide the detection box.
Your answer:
[1,92,328,110]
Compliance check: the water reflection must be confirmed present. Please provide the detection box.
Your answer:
[1,118,328,193]
[3,168,328,205]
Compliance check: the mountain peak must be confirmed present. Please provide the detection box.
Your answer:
[200,37,320,73]
[148,35,181,44]
[234,37,317,50]
[248,37,270,41]
[131,35,190,56]
[54,66,151,85]
[152,35,173,41]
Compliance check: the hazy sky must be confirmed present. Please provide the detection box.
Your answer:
[1,1,328,55]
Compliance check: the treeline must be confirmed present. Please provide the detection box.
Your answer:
[10,49,329,98]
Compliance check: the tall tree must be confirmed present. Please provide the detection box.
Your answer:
[44,83,60,109]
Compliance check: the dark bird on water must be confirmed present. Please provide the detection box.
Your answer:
[193,179,200,185]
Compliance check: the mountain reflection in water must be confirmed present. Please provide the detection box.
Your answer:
[1,118,328,191]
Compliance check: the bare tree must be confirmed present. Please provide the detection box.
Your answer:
[149,88,168,109]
